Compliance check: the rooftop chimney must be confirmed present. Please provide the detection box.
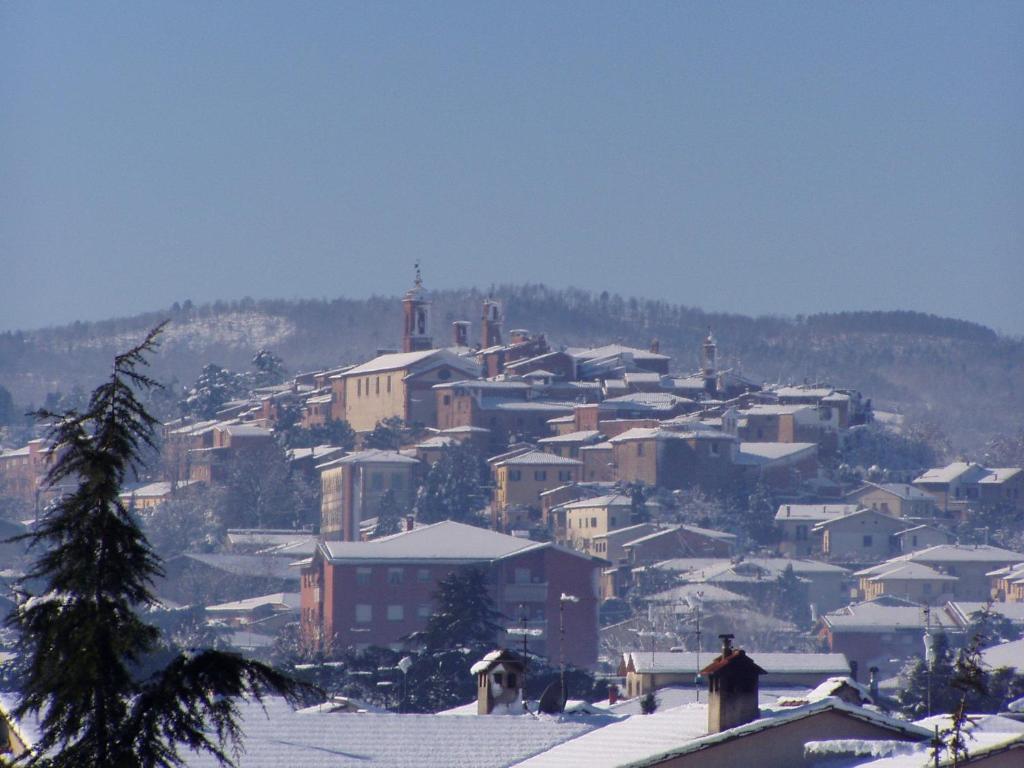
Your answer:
[649,338,660,354]
[472,649,526,715]
[405,515,415,532]
[452,321,471,348]
[701,635,764,734]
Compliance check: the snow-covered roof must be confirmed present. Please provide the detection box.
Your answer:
[342,348,479,377]
[174,696,612,768]
[205,592,300,614]
[492,450,583,468]
[625,651,850,676]
[852,482,935,501]
[537,430,602,445]
[623,524,736,547]
[865,562,957,582]
[980,638,1024,671]
[316,449,420,470]
[822,596,959,633]
[557,494,633,510]
[739,404,815,416]
[319,520,550,564]
[914,461,984,485]
[120,480,200,499]
[173,553,298,582]
[569,344,670,362]
[774,504,862,522]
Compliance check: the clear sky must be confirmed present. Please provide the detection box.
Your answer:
[2,2,1022,334]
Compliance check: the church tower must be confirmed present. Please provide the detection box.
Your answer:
[701,327,718,396]
[401,263,433,353]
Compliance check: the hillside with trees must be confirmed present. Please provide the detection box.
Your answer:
[1,284,1021,450]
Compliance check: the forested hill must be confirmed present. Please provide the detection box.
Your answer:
[1,285,1021,449]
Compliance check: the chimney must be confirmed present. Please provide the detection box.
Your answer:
[849,660,859,682]
[868,666,879,702]
[472,649,526,715]
[608,683,619,705]
[701,635,765,734]
[649,338,660,354]
[481,299,503,348]
[452,321,471,347]
[405,515,415,532]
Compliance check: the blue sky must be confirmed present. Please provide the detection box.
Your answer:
[2,2,1022,334]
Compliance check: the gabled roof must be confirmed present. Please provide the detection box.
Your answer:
[812,507,906,532]
[623,524,736,547]
[849,482,935,501]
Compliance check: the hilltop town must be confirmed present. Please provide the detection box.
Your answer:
[1,272,1023,767]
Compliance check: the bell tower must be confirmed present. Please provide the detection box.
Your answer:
[701,327,718,396]
[402,263,433,353]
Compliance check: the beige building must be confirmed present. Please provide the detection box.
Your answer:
[846,482,941,520]
[560,493,635,554]
[774,503,862,558]
[859,562,958,603]
[491,450,582,519]
[332,349,479,433]
[813,507,906,562]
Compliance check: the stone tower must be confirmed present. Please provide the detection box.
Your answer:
[401,263,432,353]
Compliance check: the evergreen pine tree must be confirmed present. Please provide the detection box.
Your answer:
[413,444,487,525]
[251,349,286,387]
[772,564,811,629]
[373,489,404,537]
[8,327,304,767]
[415,567,504,652]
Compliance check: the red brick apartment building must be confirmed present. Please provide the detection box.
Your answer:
[299,521,601,668]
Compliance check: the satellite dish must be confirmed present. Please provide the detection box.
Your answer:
[537,681,566,715]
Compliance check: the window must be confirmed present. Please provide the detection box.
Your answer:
[357,380,362,397]
[375,377,380,394]
[923,583,932,595]
[796,525,808,541]
[417,568,430,582]
[509,470,521,482]
[390,474,404,490]
[591,517,598,527]
[387,605,404,621]
[709,442,719,456]
[371,473,385,490]
[863,535,873,547]
[610,516,617,527]
[558,470,572,481]
[356,567,372,585]
[534,470,547,481]
[355,604,372,623]
[388,567,404,585]
[637,443,644,457]
[417,603,432,618]
[515,568,531,584]
[443,395,451,406]
[387,376,392,393]
[506,672,517,688]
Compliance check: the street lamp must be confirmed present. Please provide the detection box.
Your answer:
[559,593,579,704]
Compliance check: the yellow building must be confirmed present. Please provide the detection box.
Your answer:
[333,349,479,433]
[318,450,420,540]
[491,450,582,516]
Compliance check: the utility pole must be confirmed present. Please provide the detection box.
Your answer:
[923,605,933,717]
